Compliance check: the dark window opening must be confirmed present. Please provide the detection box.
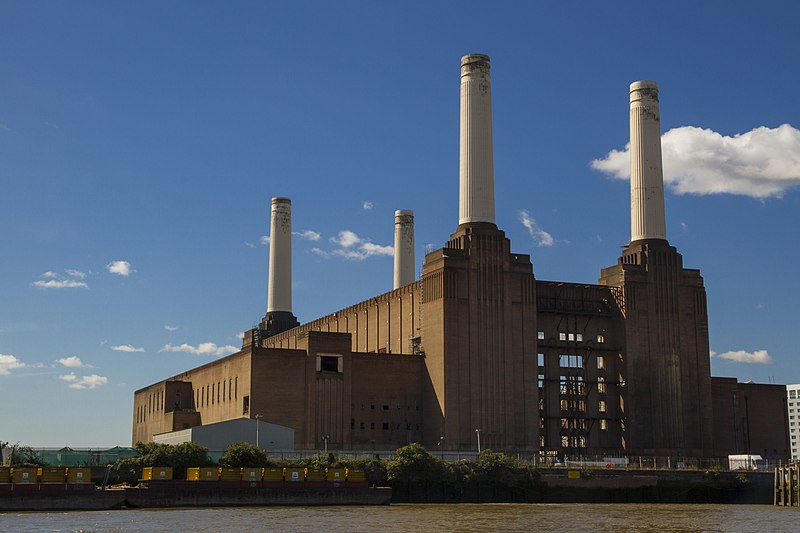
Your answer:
[242,395,250,415]
[320,356,339,372]
[382,422,389,430]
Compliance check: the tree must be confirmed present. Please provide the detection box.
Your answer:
[113,441,214,484]
[387,443,449,485]
[219,442,270,468]
[9,445,46,467]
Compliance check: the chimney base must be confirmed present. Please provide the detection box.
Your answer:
[260,311,300,337]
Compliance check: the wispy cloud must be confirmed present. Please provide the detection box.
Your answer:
[293,230,321,241]
[106,260,133,276]
[244,241,256,248]
[314,230,393,260]
[55,356,89,368]
[111,344,145,353]
[59,372,77,382]
[0,353,26,376]
[164,325,179,332]
[363,201,373,210]
[713,349,773,364]
[32,269,89,289]
[65,269,86,279]
[160,342,238,357]
[519,210,555,247]
[592,124,800,198]
[67,374,108,390]
[260,235,270,246]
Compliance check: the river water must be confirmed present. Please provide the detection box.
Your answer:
[0,504,795,532]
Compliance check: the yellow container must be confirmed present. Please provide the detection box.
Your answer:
[567,470,581,479]
[40,467,67,483]
[242,468,263,482]
[187,467,219,481]
[142,467,173,481]
[220,467,241,481]
[285,467,304,483]
[67,467,92,483]
[12,467,38,483]
[346,469,366,481]
[0,467,11,483]
[326,468,345,482]
[305,469,325,482]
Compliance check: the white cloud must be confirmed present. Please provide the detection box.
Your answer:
[293,230,321,241]
[32,279,89,289]
[260,235,270,246]
[244,242,256,248]
[56,356,87,368]
[519,210,555,247]
[106,260,133,276]
[160,342,238,357]
[0,354,25,376]
[331,230,361,248]
[592,124,800,198]
[164,325,179,332]
[59,372,77,382]
[235,331,245,340]
[715,349,773,364]
[42,271,58,278]
[65,269,86,279]
[363,201,373,210]
[68,374,108,390]
[310,247,329,257]
[111,344,145,353]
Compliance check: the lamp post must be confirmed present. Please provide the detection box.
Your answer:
[437,436,444,460]
[322,435,330,454]
[255,414,262,449]
[475,429,481,454]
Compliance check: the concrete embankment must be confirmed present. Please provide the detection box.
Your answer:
[391,469,774,504]
[0,484,391,512]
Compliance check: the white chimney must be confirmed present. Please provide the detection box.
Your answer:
[629,80,667,242]
[393,210,415,289]
[267,197,292,314]
[459,54,496,226]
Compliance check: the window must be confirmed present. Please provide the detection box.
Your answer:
[791,390,797,399]
[597,334,605,343]
[229,378,232,401]
[597,356,605,370]
[382,405,389,410]
[222,381,226,402]
[538,331,545,340]
[371,404,375,410]
[217,382,220,403]
[242,395,249,415]
[538,353,545,367]
[598,376,606,394]
[538,374,545,388]
[360,422,365,429]
[320,356,339,372]
[600,419,608,431]
[235,377,238,399]
[559,333,567,341]
[560,354,582,368]
[576,333,583,342]
[370,422,375,430]
[568,333,575,341]
[211,384,215,405]
[599,400,607,413]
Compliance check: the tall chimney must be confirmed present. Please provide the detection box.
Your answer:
[629,80,667,243]
[393,210,415,289]
[262,197,299,336]
[459,54,495,227]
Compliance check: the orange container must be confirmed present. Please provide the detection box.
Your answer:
[187,467,219,481]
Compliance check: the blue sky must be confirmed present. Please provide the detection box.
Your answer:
[1,1,799,447]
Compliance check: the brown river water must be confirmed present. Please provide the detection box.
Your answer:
[0,503,795,532]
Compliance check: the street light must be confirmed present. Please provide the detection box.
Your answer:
[255,414,262,449]
[475,429,481,454]
[437,436,444,460]
[322,435,330,454]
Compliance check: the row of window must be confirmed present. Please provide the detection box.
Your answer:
[538,331,606,344]
[537,354,607,370]
[350,420,421,431]
[195,377,238,409]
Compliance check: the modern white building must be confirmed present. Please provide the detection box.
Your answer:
[787,384,800,460]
